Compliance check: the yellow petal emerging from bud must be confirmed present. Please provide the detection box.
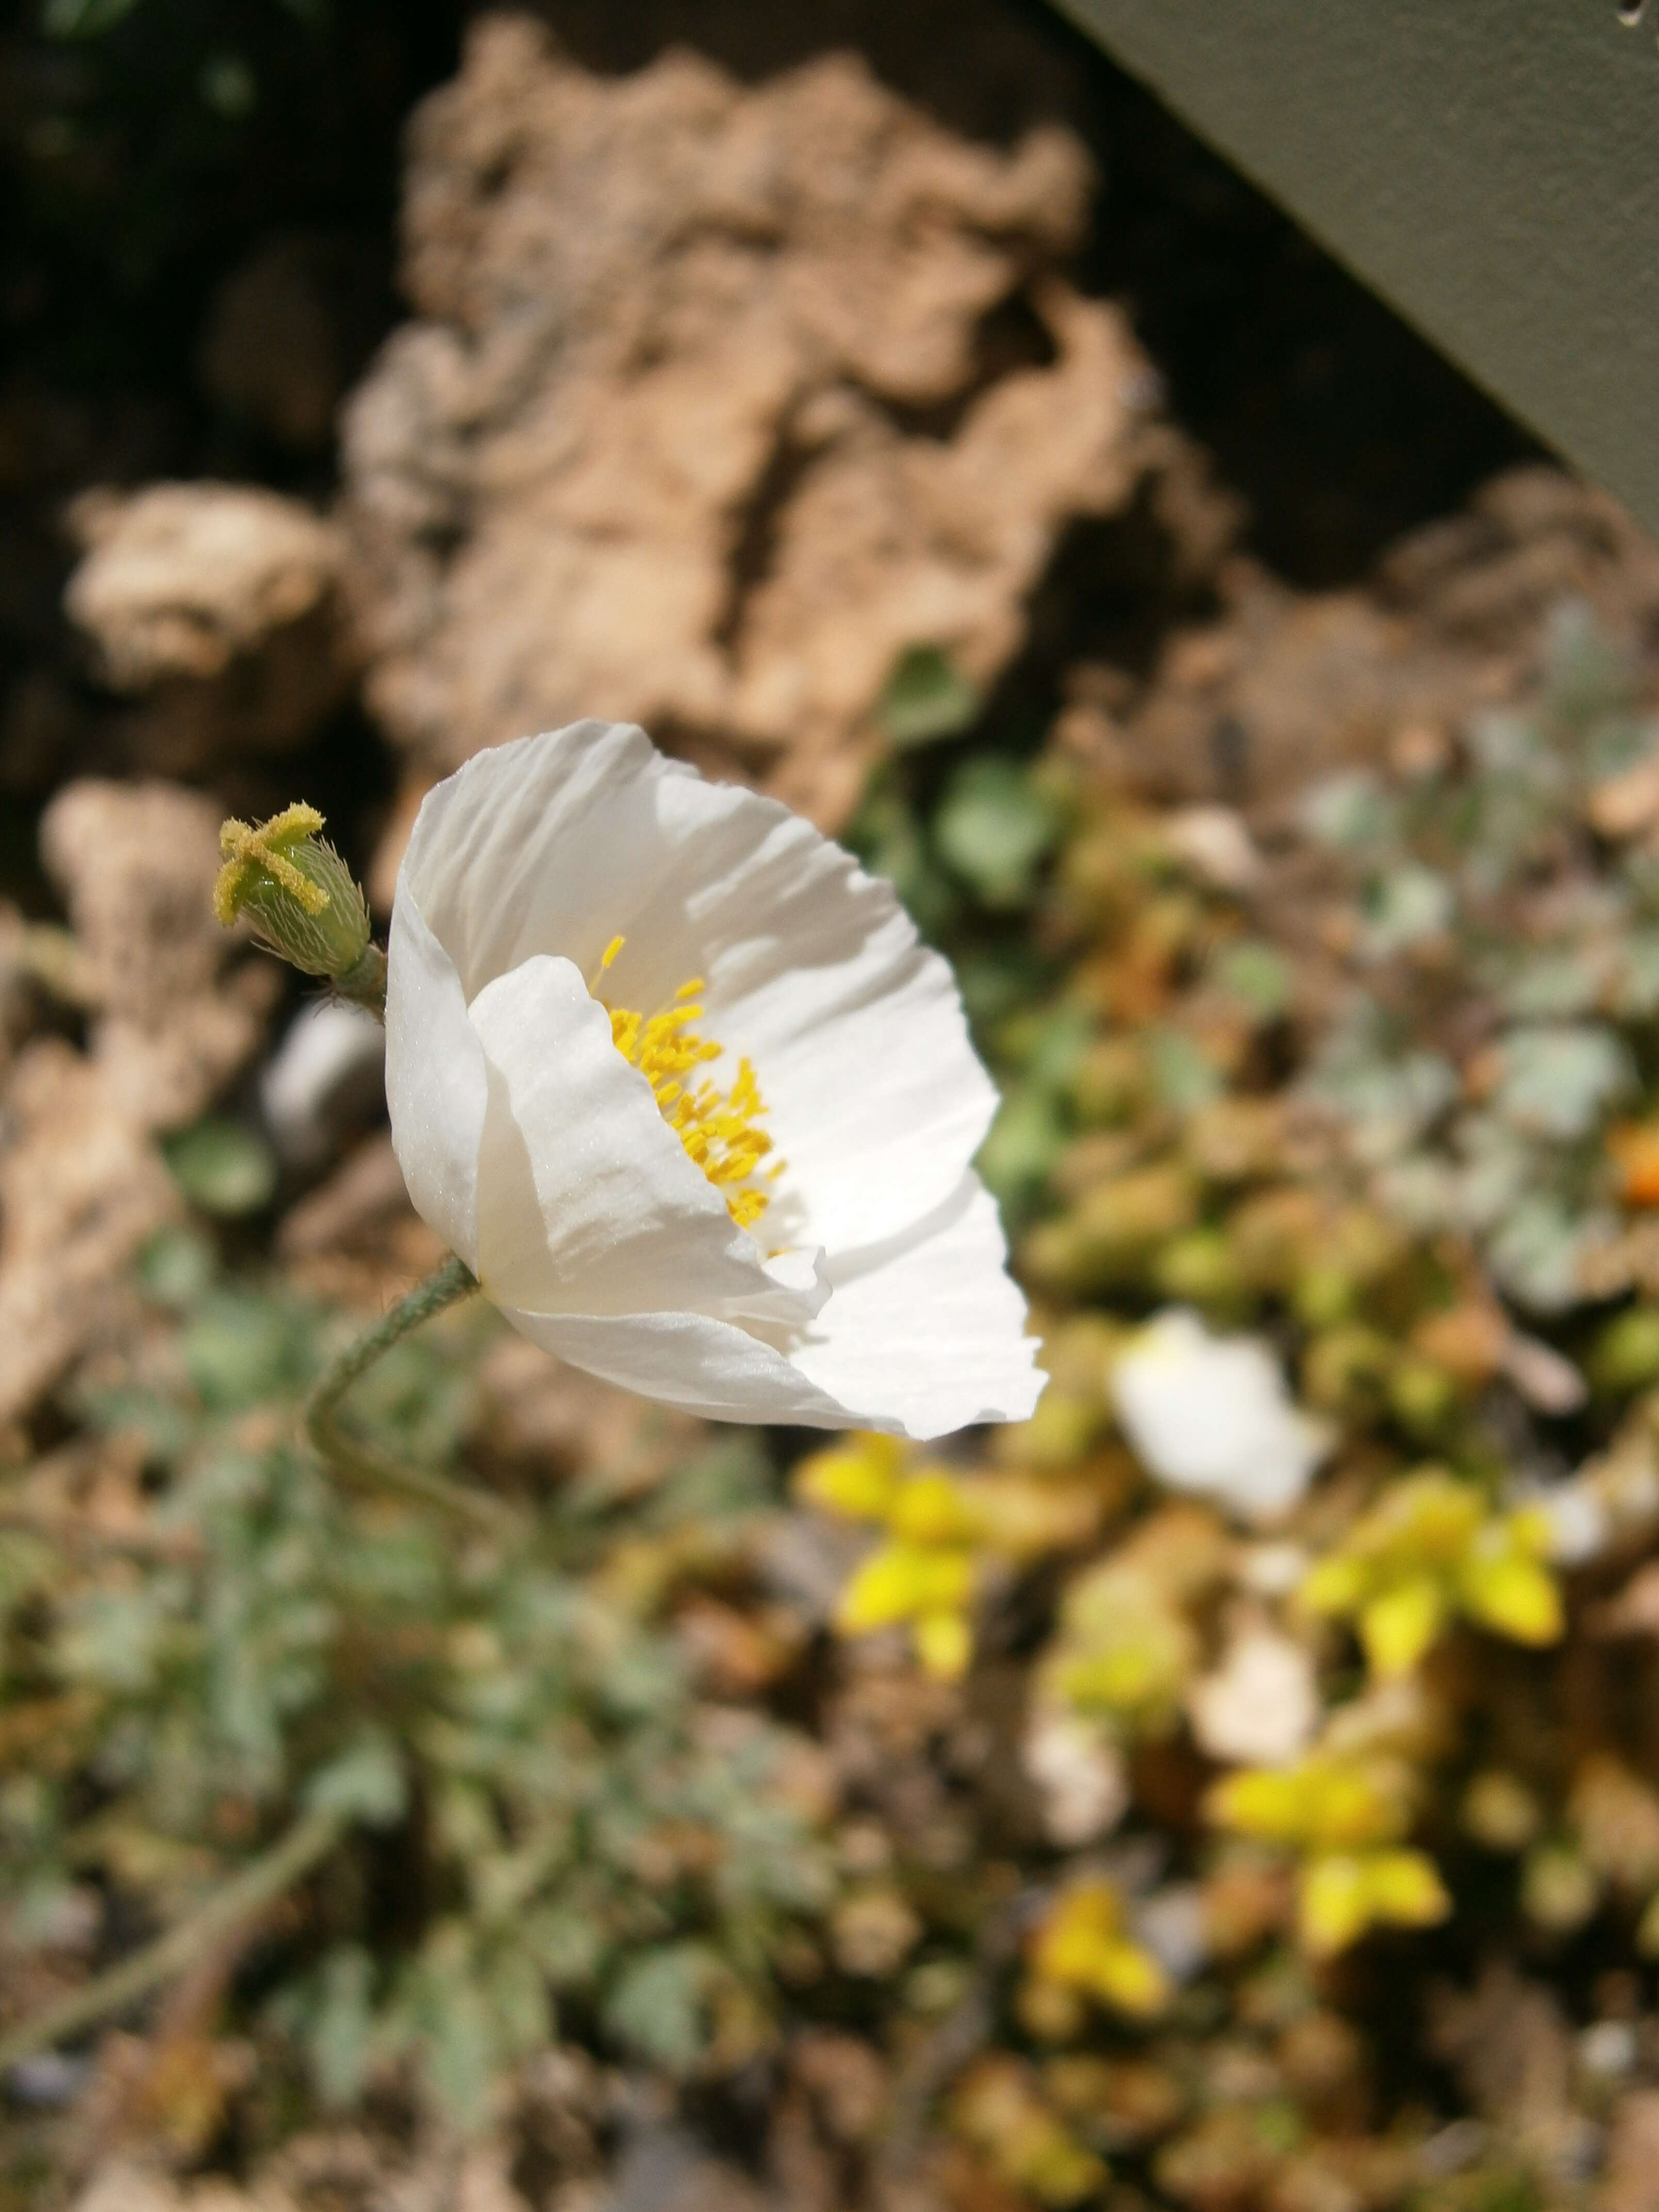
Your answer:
[214,804,327,925]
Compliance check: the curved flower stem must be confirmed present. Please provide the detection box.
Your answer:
[305,1254,521,1537]
[333,941,387,1018]
[0,1807,346,2075]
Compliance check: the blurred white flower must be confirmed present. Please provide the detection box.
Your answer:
[385,720,1042,1436]
[1188,1625,1319,1766]
[1112,1307,1330,1522]
[260,999,385,1168]
[1022,1710,1128,1846]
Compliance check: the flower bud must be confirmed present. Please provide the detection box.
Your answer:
[214,804,384,1009]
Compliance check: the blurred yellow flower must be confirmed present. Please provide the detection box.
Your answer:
[1028,1879,1172,2019]
[798,1432,1107,1680]
[952,2056,1107,2207]
[1299,1469,1562,1677]
[1297,1848,1450,1955]
[1208,1748,1449,1955]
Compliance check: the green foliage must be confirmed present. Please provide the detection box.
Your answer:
[164,1117,280,1217]
[1301,603,1659,1308]
[40,0,143,37]
[878,645,982,749]
[0,1243,832,2127]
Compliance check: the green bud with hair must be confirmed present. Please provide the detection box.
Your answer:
[214,804,385,1012]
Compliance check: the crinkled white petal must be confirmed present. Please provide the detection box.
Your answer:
[788,1175,1041,1434]
[500,1175,1039,1439]
[384,889,490,1270]
[467,952,824,1325]
[387,721,1041,1436]
[496,1304,848,1429]
[396,721,997,1252]
[1113,1307,1330,1523]
[706,910,997,1255]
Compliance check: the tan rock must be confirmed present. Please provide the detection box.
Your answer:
[0,782,274,1418]
[343,17,1158,825]
[40,779,274,1130]
[1118,466,1659,811]
[0,1038,179,1422]
[1601,2092,1659,2212]
[64,483,352,772]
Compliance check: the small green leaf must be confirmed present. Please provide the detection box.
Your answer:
[1302,771,1399,852]
[934,757,1060,909]
[879,645,981,749]
[1487,1195,1606,1313]
[1147,1025,1222,1113]
[184,1291,308,1409]
[164,1118,278,1217]
[976,1084,1067,1210]
[1360,865,1453,958]
[41,0,141,38]
[1493,1024,1632,1141]
[306,1946,376,2108]
[137,1226,217,1309]
[601,1942,717,2072]
[1213,940,1293,1020]
[303,1735,407,1828]
[199,52,258,119]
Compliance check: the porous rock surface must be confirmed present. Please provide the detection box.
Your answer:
[1079,468,1659,811]
[342,14,1159,825]
[63,483,353,774]
[0,784,274,1420]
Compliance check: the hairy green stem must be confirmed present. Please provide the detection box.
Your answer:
[0,1808,346,2075]
[304,1253,518,1535]
[333,941,387,1017]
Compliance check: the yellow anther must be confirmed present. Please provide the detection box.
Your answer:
[599,935,625,972]
[213,804,330,926]
[601,966,782,1229]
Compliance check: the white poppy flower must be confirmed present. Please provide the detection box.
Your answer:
[1112,1307,1331,1522]
[384,720,1042,1437]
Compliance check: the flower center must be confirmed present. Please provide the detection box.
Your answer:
[597,938,780,1230]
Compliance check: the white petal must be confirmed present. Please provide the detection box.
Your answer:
[384,889,490,1268]
[505,1174,1039,1437]
[789,1174,1043,1436]
[398,719,727,999]
[641,758,999,1250]
[398,721,998,1251]
[466,953,818,1325]
[705,897,997,1255]
[497,1303,850,1427]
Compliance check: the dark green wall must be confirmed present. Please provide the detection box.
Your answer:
[1054,0,1659,534]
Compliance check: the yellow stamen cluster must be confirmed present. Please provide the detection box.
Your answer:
[604,950,779,1229]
